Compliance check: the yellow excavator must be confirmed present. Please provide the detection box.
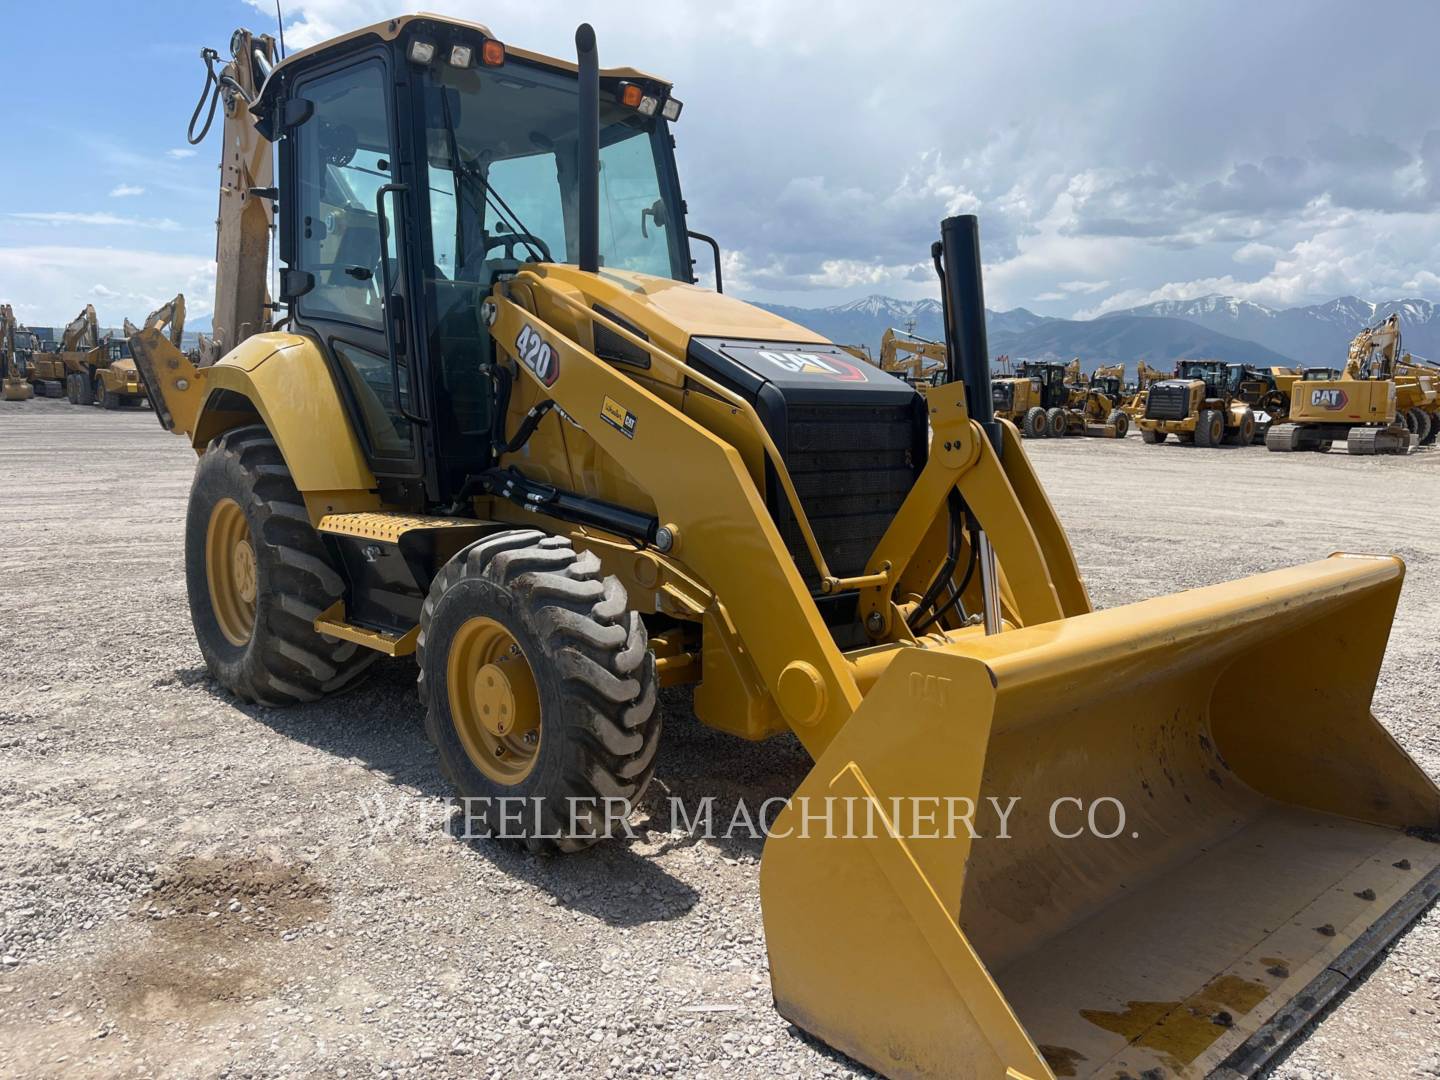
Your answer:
[1,304,36,401]
[879,326,947,385]
[132,17,1439,1080]
[1267,315,1414,454]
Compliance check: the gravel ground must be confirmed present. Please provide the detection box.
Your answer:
[1,397,1436,1080]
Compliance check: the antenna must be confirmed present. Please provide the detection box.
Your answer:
[274,0,287,58]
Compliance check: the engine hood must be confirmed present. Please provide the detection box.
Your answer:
[526,264,829,361]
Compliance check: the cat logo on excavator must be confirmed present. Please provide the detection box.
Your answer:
[1310,387,1348,409]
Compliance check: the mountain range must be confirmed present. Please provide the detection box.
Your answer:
[759,293,1440,371]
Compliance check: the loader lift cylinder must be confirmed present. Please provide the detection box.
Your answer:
[938,214,998,452]
[576,24,600,274]
[937,215,1004,633]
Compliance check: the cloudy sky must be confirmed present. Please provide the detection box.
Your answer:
[3,0,1440,328]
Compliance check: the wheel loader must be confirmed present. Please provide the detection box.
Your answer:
[1138,360,1257,447]
[130,17,1440,1080]
[1267,315,1414,455]
[1,304,37,401]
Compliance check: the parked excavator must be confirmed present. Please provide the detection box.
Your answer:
[131,17,1440,1080]
[1,304,36,401]
[878,326,946,385]
[96,295,183,408]
[1267,315,1414,454]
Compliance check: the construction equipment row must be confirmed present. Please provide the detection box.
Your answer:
[0,296,193,409]
[123,15,1439,1080]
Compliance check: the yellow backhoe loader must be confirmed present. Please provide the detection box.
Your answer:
[97,295,183,408]
[879,326,947,386]
[1,304,36,401]
[132,17,1439,1080]
[1267,315,1414,455]
[27,303,99,399]
[1117,359,1168,420]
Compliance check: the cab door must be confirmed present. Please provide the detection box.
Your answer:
[282,51,426,503]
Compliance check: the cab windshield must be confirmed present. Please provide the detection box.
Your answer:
[418,61,683,285]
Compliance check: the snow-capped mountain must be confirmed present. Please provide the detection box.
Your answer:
[758,295,1047,355]
[1112,294,1440,363]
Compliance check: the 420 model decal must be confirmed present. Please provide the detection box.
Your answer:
[515,324,559,386]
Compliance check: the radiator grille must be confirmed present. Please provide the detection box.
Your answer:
[1145,383,1191,421]
[774,403,917,583]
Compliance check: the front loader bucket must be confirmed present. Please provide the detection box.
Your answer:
[762,554,1440,1080]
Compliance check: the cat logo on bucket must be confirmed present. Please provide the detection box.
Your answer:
[1310,387,1348,409]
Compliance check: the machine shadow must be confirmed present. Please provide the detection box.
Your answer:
[169,661,813,926]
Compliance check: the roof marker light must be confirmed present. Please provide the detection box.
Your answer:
[481,39,506,66]
[661,97,683,122]
[408,40,436,64]
[449,45,472,68]
[620,83,643,108]
[637,94,659,117]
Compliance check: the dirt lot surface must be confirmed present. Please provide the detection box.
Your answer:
[2,397,1437,1079]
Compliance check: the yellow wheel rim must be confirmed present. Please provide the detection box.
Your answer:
[206,497,257,647]
[447,617,542,784]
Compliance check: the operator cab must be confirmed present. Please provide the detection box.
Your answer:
[1303,367,1342,381]
[1178,360,1228,398]
[1015,361,1067,407]
[259,15,693,506]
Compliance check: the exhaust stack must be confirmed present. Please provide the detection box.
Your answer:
[575,24,600,274]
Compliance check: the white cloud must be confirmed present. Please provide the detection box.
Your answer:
[165,148,197,159]
[0,246,215,326]
[8,212,180,231]
[1057,280,1110,294]
[108,184,145,198]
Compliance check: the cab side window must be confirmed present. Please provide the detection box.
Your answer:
[293,62,395,329]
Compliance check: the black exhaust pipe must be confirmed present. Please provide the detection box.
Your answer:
[576,24,600,274]
[935,214,998,451]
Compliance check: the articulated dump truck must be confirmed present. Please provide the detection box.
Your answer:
[131,16,1439,1079]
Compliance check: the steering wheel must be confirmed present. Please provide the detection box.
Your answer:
[483,232,553,263]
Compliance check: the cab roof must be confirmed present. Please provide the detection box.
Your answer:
[268,12,671,88]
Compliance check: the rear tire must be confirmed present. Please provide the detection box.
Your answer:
[1408,407,1431,444]
[1107,408,1129,438]
[1422,412,1439,446]
[101,385,121,410]
[65,374,78,404]
[1045,407,1067,436]
[77,371,94,406]
[186,424,376,706]
[417,530,661,851]
[1022,407,1048,438]
[1225,408,1255,446]
[1141,427,1166,444]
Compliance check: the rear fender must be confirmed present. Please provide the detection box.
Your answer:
[131,327,377,514]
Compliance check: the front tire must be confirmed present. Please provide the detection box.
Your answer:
[1141,427,1166,444]
[418,530,661,852]
[1107,408,1129,438]
[1225,408,1255,446]
[185,424,375,706]
[1045,407,1067,436]
[1195,409,1223,447]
